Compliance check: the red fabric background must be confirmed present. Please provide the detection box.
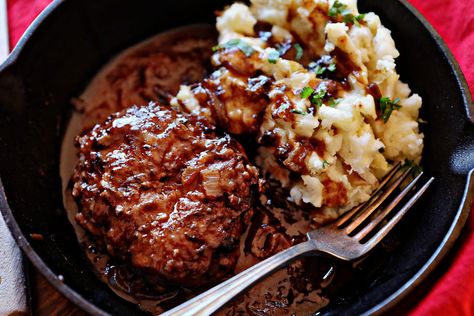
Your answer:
[5,0,474,315]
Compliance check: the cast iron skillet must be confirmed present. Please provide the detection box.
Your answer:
[0,0,473,315]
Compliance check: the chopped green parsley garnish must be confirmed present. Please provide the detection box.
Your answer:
[322,160,329,168]
[213,39,255,57]
[312,62,337,76]
[328,98,341,107]
[301,87,315,99]
[291,109,307,115]
[327,62,337,72]
[301,86,328,108]
[344,13,366,26]
[328,0,346,17]
[379,97,401,123]
[294,43,303,60]
[329,0,365,26]
[272,43,303,61]
[268,49,280,64]
[314,65,326,75]
[310,88,328,107]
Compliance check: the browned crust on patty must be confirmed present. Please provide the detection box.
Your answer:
[72,103,259,287]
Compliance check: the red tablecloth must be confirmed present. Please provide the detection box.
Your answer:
[6,0,474,315]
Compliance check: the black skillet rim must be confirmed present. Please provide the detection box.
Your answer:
[0,0,473,315]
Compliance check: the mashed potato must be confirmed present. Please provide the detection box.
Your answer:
[174,0,423,221]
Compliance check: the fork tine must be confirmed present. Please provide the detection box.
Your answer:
[361,177,434,252]
[335,162,402,227]
[344,166,413,234]
[335,203,365,227]
[354,171,424,241]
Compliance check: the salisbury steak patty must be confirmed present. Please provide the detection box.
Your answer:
[72,102,259,287]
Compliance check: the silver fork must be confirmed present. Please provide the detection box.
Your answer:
[162,163,434,316]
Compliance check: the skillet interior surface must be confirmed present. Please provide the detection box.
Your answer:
[0,0,473,315]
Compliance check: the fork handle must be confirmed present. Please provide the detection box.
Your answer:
[161,240,316,316]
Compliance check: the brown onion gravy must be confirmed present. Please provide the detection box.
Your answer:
[60,25,346,315]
